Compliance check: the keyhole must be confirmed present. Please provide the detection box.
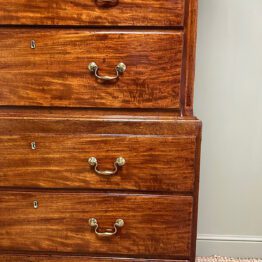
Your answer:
[33,200,38,209]
[31,40,36,49]
[31,142,36,150]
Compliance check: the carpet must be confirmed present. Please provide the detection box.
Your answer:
[197,256,262,262]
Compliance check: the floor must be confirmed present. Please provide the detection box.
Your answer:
[197,256,262,262]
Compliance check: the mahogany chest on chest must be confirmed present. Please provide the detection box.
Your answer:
[0,1,201,261]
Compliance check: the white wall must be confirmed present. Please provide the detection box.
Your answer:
[195,0,262,257]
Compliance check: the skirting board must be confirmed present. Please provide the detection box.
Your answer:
[197,234,262,258]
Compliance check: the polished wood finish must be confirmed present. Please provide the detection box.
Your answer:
[190,125,202,260]
[0,111,201,136]
[0,254,187,262]
[0,133,196,192]
[183,0,199,115]
[0,0,201,261]
[0,191,193,258]
[0,29,183,109]
[0,0,185,27]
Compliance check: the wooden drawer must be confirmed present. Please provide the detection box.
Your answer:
[0,0,185,27]
[0,192,193,258]
[0,133,196,193]
[0,29,183,109]
[0,254,188,262]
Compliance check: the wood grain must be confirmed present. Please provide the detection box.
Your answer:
[0,29,183,109]
[0,134,196,192]
[0,0,185,26]
[190,119,202,261]
[0,192,193,258]
[0,254,188,262]
[0,1,201,261]
[0,112,201,137]
[0,107,198,119]
[183,0,198,116]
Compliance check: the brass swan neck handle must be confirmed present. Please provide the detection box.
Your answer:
[88,157,126,176]
[89,218,124,237]
[88,62,126,83]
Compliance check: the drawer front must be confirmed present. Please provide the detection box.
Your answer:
[0,192,193,258]
[0,0,185,27]
[0,29,183,109]
[0,255,188,262]
[0,134,196,192]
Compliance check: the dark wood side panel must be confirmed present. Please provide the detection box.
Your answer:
[0,0,185,26]
[0,254,188,262]
[0,134,196,192]
[190,121,202,261]
[0,29,183,109]
[0,192,193,258]
[183,0,198,115]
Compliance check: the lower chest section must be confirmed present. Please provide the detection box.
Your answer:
[0,115,201,261]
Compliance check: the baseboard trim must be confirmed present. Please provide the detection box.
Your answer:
[198,234,262,243]
[197,234,262,258]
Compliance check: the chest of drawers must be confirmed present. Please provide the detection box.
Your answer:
[0,1,201,261]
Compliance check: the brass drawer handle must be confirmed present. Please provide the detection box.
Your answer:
[88,62,126,83]
[95,0,119,8]
[88,157,125,176]
[89,218,124,237]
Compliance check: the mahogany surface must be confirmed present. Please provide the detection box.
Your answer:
[0,191,193,258]
[0,0,185,26]
[0,0,201,261]
[0,254,188,262]
[0,132,197,192]
[0,29,183,109]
